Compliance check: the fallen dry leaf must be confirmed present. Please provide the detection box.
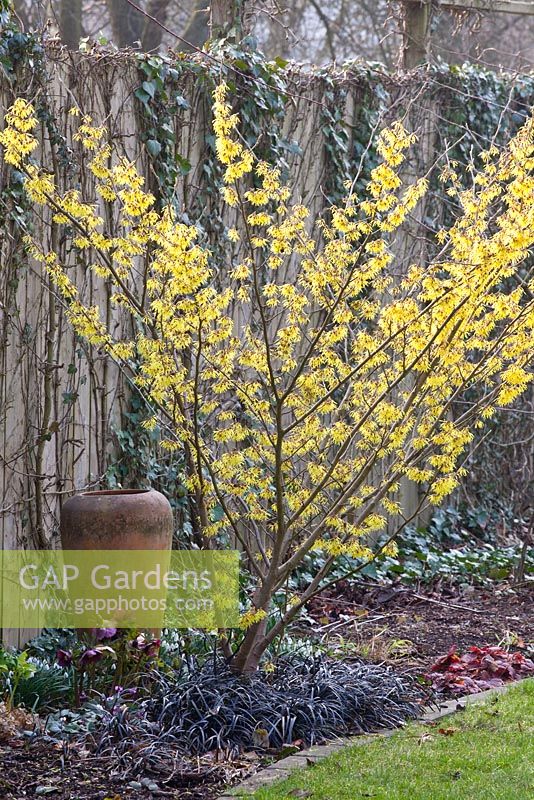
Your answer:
[438,727,457,736]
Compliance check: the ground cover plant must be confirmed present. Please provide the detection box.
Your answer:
[1,591,532,797]
[1,82,533,676]
[427,644,534,694]
[0,630,427,795]
[250,678,534,800]
[91,655,425,764]
[293,506,534,589]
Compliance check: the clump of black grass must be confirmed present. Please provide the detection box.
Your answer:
[91,654,427,777]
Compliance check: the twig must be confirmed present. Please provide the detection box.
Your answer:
[510,578,534,589]
[412,593,486,615]
[122,0,331,109]
[316,612,401,633]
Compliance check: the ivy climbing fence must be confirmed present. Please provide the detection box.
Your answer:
[1,38,533,644]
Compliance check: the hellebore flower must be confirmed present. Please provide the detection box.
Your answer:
[94,627,117,641]
[131,634,161,658]
[56,648,73,667]
[79,648,102,666]
[78,645,116,666]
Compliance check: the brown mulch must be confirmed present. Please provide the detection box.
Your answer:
[306,582,534,672]
[0,738,259,799]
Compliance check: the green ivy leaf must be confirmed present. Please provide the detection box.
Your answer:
[146,139,162,157]
[141,80,156,98]
[134,87,151,105]
[62,391,78,406]
[176,154,191,175]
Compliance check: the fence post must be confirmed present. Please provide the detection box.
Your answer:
[402,1,431,69]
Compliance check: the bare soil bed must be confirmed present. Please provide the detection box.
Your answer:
[306,581,534,673]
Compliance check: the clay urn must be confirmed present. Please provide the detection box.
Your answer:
[60,488,173,552]
[60,488,173,637]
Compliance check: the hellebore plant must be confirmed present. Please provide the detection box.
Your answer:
[1,87,533,673]
[55,630,160,706]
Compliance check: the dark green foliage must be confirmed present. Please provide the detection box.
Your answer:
[0,641,70,712]
[0,23,42,79]
[370,504,533,584]
[368,538,533,585]
[294,506,533,590]
[103,389,188,533]
[13,665,71,712]
[134,54,190,203]
[26,628,77,661]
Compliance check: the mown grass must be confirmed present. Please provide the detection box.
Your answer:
[249,679,534,800]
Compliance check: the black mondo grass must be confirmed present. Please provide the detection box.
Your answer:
[92,655,427,776]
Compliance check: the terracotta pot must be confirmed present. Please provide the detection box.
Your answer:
[60,489,173,637]
[60,488,173,551]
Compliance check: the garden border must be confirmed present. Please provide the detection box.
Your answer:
[219,681,517,798]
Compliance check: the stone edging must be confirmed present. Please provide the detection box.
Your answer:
[219,682,515,798]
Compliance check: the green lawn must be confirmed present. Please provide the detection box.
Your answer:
[250,680,534,800]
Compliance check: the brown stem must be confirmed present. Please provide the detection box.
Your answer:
[33,223,59,549]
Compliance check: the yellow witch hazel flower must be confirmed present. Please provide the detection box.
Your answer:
[239,607,267,630]
[0,98,38,166]
[376,121,416,166]
[24,164,55,204]
[212,83,254,183]
[73,115,105,151]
